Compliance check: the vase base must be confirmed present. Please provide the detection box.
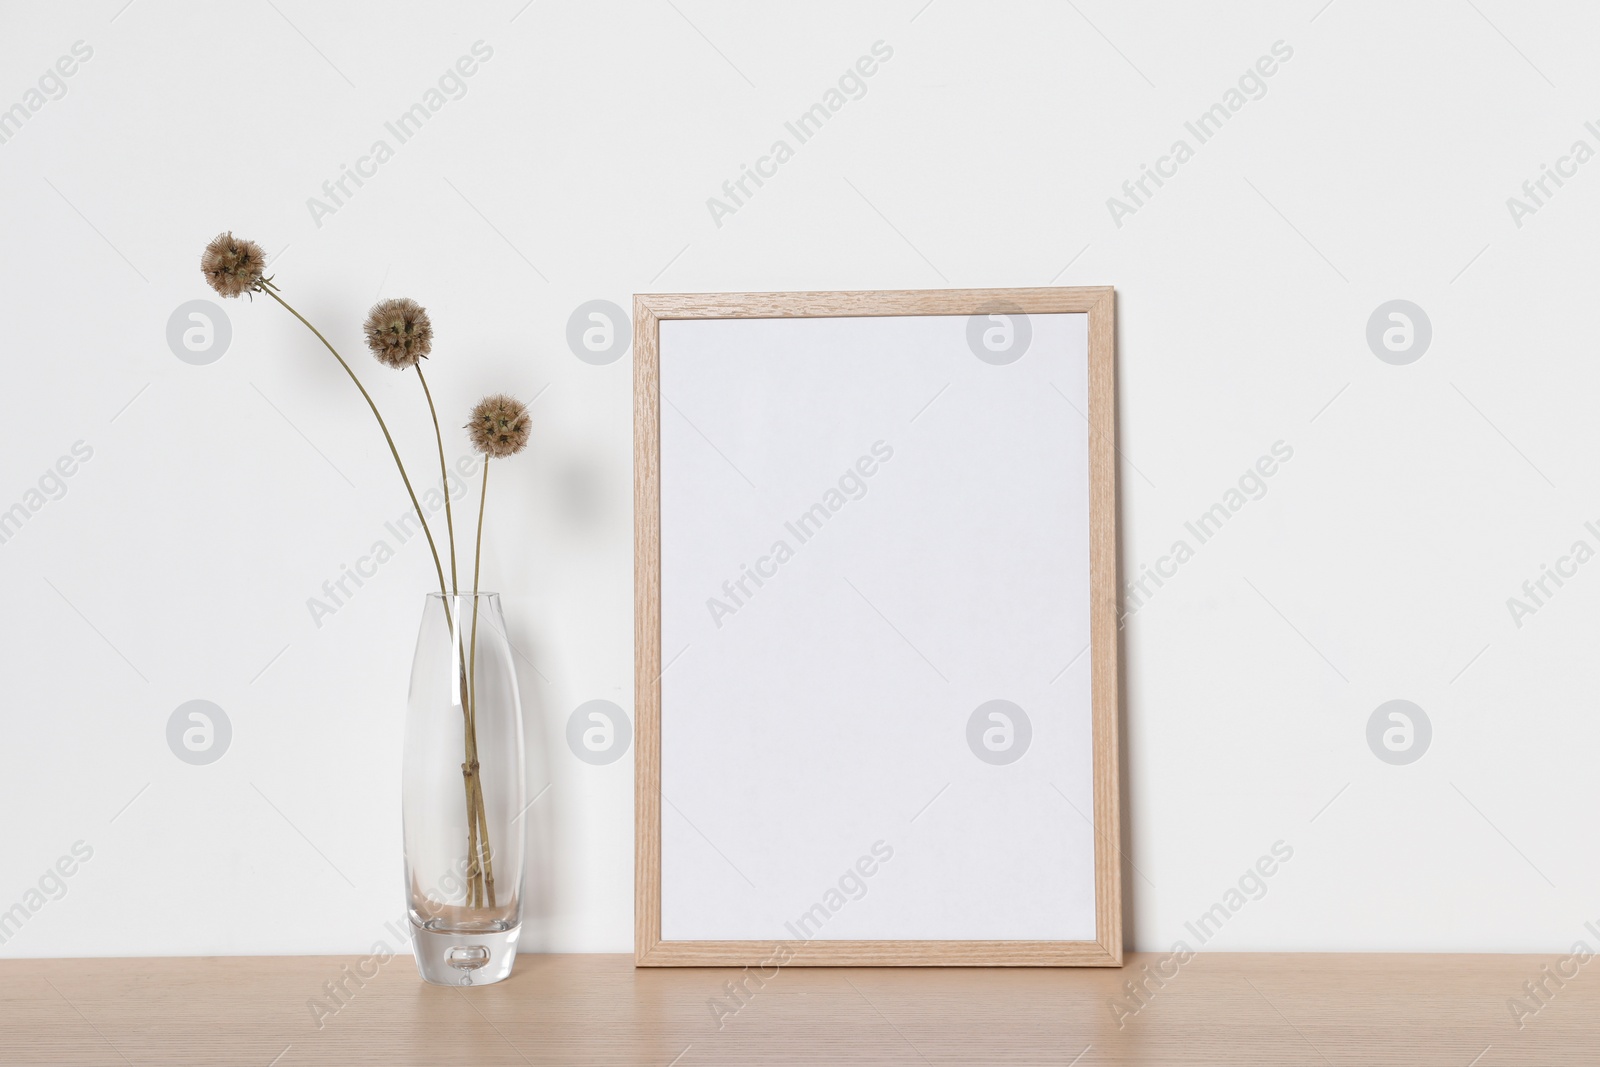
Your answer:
[410,920,520,986]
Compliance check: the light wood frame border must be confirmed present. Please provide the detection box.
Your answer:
[634,287,1120,967]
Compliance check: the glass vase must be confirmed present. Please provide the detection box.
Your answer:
[403,592,526,985]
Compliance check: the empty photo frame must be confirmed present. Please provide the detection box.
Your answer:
[635,287,1120,966]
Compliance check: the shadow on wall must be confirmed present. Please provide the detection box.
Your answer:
[1114,337,1137,956]
[508,616,557,952]
[1117,516,1137,955]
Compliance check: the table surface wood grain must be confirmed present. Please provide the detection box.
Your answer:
[0,952,1588,1065]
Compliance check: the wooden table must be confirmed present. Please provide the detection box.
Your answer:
[1,953,1589,1064]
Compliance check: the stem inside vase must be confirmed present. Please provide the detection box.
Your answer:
[449,598,495,910]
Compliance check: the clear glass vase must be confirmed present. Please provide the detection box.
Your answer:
[403,592,526,985]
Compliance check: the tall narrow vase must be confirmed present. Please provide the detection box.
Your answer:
[403,592,526,985]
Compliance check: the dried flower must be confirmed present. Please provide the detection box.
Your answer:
[364,297,434,369]
[200,232,267,298]
[466,394,530,458]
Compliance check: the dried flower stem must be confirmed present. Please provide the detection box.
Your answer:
[452,601,488,909]
[411,386,503,911]
[418,371,493,905]
[415,368,458,593]
[416,371,489,908]
[470,464,488,690]
[466,460,497,906]
[427,382,499,908]
[261,284,448,597]
[461,739,484,907]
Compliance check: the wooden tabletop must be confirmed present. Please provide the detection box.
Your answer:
[0,952,1588,1065]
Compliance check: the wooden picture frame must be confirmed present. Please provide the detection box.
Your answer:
[634,287,1120,966]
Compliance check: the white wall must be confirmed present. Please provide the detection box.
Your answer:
[1,0,1593,958]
